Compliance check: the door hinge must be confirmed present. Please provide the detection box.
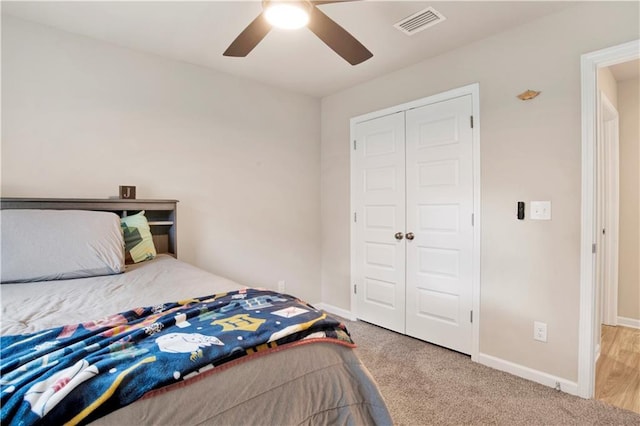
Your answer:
[592,243,597,254]
[354,284,357,294]
[470,310,473,323]
[470,116,474,128]
[471,213,474,226]
[354,212,357,223]
[353,140,357,150]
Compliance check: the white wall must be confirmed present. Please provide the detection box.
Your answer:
[617,77,640,322]
[320,1,639,382]
[1,15,322,303]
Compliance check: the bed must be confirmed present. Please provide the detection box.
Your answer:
[0,198,392,425]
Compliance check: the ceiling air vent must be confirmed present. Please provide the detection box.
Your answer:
[394,6,446,36]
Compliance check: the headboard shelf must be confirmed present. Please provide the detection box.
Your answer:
[0,198,179,258]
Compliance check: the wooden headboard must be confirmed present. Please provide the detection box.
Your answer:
[0,198,179,258]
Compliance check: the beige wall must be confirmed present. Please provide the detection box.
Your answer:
[617,77,640,321]
[1,16,322,303]
[320,2,639,382]
[598,67,618,108]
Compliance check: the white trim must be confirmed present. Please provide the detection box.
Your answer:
[351,83,480,124]
[617,316,640,329]
[478,353,579,396]
[315,302,356,321]
[578,44,598,400]
[579,39,640,399]
[471,85,481,363]
[349,115,358,318]
[349,83,481,362]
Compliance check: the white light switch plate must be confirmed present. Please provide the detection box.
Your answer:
[530,201,551,220]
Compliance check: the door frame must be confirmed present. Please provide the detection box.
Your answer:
[578,39,639,399]
[349,83,481,361]
[598,92,619,326]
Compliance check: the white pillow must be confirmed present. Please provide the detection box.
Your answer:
[1,209,125,283]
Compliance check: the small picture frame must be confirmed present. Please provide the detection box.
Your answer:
[119,186,136,200]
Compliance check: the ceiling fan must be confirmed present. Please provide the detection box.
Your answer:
[223,0,373,66]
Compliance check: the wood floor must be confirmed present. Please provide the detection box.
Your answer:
[596,325,640,414]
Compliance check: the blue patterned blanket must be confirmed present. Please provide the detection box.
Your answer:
[0,289,353,425]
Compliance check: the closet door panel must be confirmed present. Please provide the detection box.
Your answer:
[405,95,474,354]
[353,112,406,333]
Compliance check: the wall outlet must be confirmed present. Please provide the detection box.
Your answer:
[534,321,548,342]
[277,280,285,293]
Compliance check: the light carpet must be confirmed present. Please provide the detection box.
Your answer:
[344,318,640,425]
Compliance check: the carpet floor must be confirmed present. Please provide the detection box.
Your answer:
[344,318,640,425]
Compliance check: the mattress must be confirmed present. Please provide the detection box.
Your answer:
[1,255,241,335]
[1,255,392,425]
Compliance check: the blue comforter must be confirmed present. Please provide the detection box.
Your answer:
[0,289,352,425]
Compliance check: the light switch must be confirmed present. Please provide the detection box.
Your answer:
[530,201,551,220]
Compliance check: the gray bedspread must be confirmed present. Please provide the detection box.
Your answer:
[1,256,392,425]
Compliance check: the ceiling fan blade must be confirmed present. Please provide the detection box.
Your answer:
[307,7,372,65]
[223,13,272,57]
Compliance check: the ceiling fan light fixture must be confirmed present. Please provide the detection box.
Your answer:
[225,0,372,65]
[264,1,310,30]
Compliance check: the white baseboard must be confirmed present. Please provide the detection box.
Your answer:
[617,316,640,329]
[477,353,578,396]
[314,302,356,321]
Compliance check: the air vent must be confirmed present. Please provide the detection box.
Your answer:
[394,6,446,36]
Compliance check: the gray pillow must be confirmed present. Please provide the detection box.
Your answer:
[1,209,125,283]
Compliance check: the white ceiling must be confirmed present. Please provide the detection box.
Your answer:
[2,1,575,98]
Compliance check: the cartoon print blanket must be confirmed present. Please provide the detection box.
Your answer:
[0,289,353,425]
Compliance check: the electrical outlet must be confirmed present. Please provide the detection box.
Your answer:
[277,280,285,293]
[534,321,547,342]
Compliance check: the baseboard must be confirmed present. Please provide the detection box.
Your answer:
[314,303,357,321]
[477,353,579,396]
[617,316,640,329]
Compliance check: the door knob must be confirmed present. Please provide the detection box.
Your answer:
[394,232,404,240]
[406,232,415,240]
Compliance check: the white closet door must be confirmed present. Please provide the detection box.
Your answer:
[405,95,474,354]
[353,112,406,333]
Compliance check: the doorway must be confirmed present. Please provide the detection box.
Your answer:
[579,40,640,400]
[593,59,639,413]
